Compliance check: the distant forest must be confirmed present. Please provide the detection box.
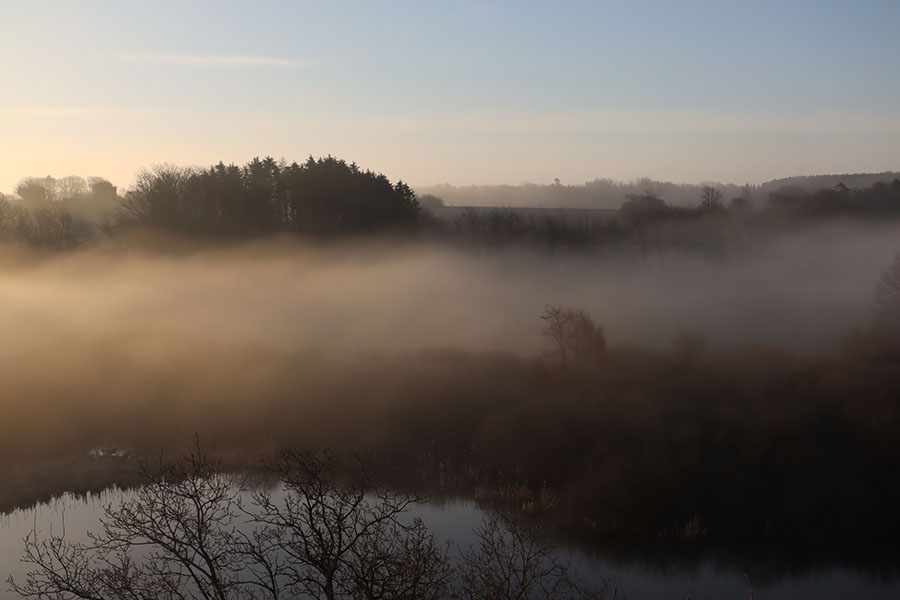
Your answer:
[0,156,420,250]
[1,157,899,253]
[420,171,900,209]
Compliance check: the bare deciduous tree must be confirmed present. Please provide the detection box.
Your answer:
[541,305,606,374]
[342,516,454,600]
[10,446,244,600]
[700,186,723,211]
[874,252,900,337]
[244,448,448,600]
[0,196,17,238]
[29,208,94,251]
[10,447,453,600]
[457,513,611,600]
[10,447,611,600]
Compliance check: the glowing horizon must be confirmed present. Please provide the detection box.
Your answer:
[2,1,899,195]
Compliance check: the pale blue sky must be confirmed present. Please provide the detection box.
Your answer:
[2,0,899,193]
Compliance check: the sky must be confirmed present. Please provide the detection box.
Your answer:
[2,0,899,194]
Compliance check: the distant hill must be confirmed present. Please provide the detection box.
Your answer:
[758,172,900,194]
[417,172,900,211]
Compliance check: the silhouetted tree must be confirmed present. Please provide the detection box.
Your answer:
[55,175,89,200]
[11,442,616,599]
[457,513,609,600]
[16,177,56,207]
[0,196,16,239]
[700,186,723,211]
[117,156,421,237]
[120,164,192,229]
[246,448,439,600]
[11,447,452,600]
[30,208,94,250]
[240,156,281,234]
[874,253,900,338]
[89,178,117,202]
[282,156,420,234]
[541,304,606,374]
[10,446,243,600]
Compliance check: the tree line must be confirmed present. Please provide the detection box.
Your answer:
[119,157,419,237]
[418,171,900,210]
[0,156,421,250]
[443,179,900,254]
[3,160,900,254]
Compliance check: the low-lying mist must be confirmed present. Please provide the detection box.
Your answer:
[2,220,897,357]
[2,221,900,543]
[0,222,896,458]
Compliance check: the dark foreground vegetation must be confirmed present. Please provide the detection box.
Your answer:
[9,446,612,600]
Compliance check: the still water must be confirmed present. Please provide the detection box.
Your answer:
[1,488,898,599]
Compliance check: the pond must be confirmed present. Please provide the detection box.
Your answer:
[1,488,898,599]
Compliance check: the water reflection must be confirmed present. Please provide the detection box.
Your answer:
[1,488,128,598]
[2,489,899,600]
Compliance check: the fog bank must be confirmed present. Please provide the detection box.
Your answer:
[1,223,897,359]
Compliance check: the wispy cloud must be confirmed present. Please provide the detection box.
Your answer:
[1,107,141,117]
[120,53,316,68]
